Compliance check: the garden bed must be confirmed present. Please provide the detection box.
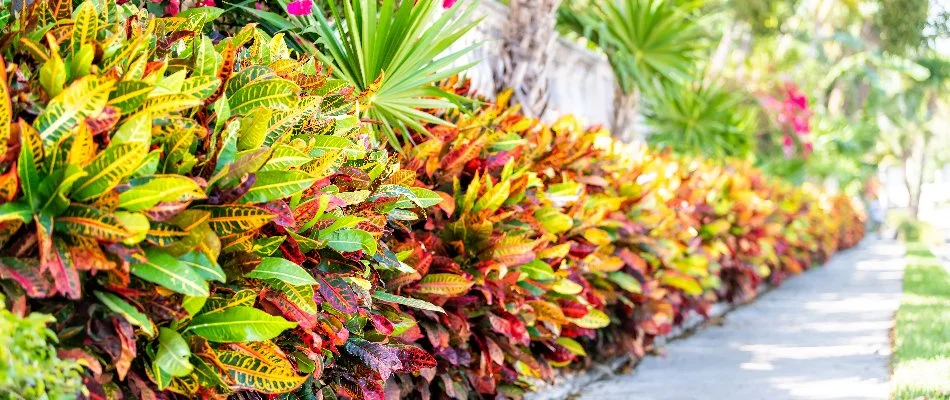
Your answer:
[0,2,867,399]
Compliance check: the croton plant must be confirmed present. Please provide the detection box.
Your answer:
[0,1,443,398]
[381,82,866,399]
[0,1,864,399]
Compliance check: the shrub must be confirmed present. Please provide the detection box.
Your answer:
[0,1,440,398]
[0,295,84,400]
[379,85,865,398]
[0,2,865,399]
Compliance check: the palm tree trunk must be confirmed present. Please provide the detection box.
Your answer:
[496,0,562,118]
[612,86,640,143]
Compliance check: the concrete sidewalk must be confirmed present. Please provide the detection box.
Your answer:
[578,239,905,400]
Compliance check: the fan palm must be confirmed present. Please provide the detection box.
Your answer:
[644,80,757,159]
[242,0,481,151]
[558,0,704,140]
[559,0,703,94]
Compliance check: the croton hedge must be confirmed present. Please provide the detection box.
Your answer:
[0,2,864,400]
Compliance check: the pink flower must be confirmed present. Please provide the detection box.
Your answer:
[803,142,813,155]
[443,0,458,7]
[255,1,266,10]
[287,0,312,15]
[784,83,808,110]
[164,0,180,15]
[791,116,809,134]
[782,135,795,158]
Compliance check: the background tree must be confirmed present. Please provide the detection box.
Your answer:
[558,0,703,142]
[495,0,564,117]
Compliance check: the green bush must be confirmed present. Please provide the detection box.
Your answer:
[0,297,84,400]
[897,218,943,245]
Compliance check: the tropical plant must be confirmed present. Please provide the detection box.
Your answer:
[644,80,758,158]
[380,83,864,398]
[558,0,704,139]
[876,0,929,56]
[0,1,442,397]
[0,295,84,400]
[496,0,563,117]
[239,0,482,150]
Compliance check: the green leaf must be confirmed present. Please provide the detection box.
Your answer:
[109,80,154,113]
[265,279,317,314]
[131,249,210,296]
[71,2,98,53]
[17,136,40,211]
[119,175,206,211]
[326,228,377,255]
[181,251,226,283]
[551,278,584,295]
[372,291,444,313]
[188,306,296,342]
[409,187,443,207]
[535,207,573,234]
[73,143,147,201]
[136,94,201,116]
[39,52,66,98]
[261,145,310,171]
[240,170,316,204]
[661,273,703,296]
[154,328,193,377]
[180,76,221,100]
[245,257,317,286]
[556,337,588,357]
[520,260,556,281]
[35,76,113,151]
[55,205,131,242]
[608,271,642,293]
[310,135,364,158]
[194,37,220,76]
[112,112,152,145]
[182,295,208,317]
[94,291,157,338]
[228,78,299,115]
[114,211,149,245]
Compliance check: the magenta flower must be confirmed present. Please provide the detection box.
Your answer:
[164,0,180,15]
[443,0,457,8]
[287,0,313,16]
[791,116,810,135]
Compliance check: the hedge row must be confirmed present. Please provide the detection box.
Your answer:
[0,3,864,400]
[383,85,865,398]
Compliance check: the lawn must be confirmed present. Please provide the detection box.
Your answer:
[892,243,950,399]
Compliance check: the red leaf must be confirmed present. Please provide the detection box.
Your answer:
[259,200,296,229]
[46,238,81,299]
[394,345,437,373]
[369,313,394,336]
[260,287,318,330]
[84,106,120,136]
[317,275,358,314]
[0,257,54,297]
[343,338,402,380]
[58,348,103,377]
